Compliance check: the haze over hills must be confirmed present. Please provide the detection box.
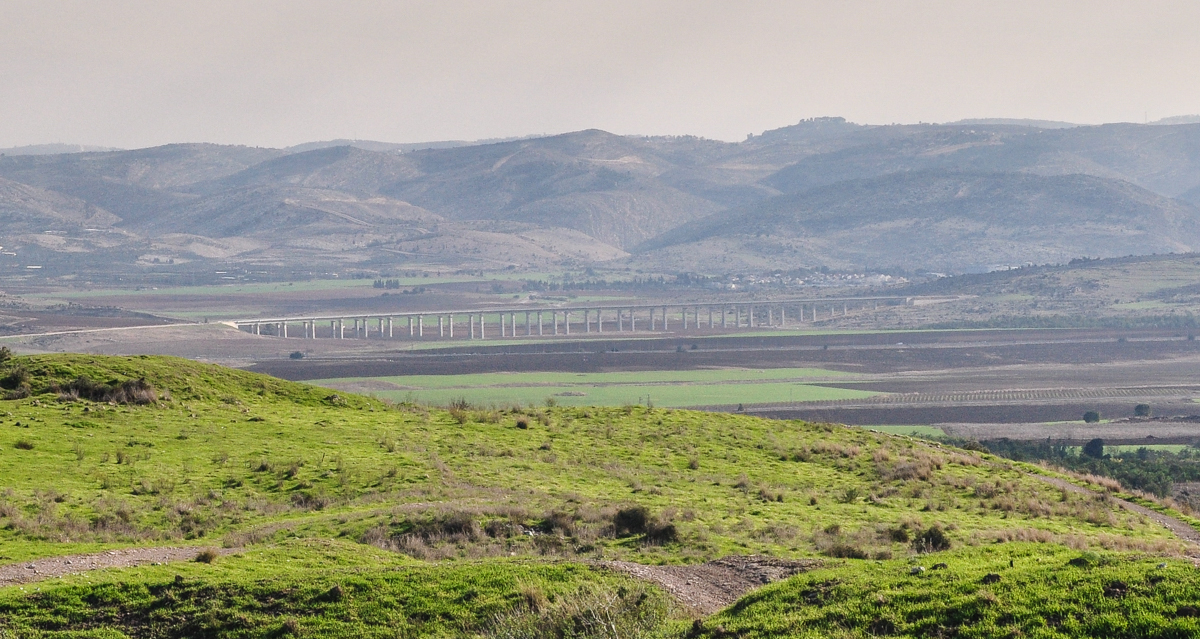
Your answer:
[3,118,1200,277]
[637,171,1200,273]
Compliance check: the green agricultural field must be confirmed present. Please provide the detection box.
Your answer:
[866,425,948,437]
[314,367,873,408]
[0,354,1197,637]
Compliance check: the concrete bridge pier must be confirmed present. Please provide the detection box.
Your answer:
[526,312,532,336]
[480,314,487,339]
[584,310,591,333]
[662,307,669,331]
[597,309,604,332]
[418,315,424,337]
[338,320,345,339]
[538,312,543,336]
[708,307,714,328]
[510,313,516,336]
[447,314,452,338]
[617,310,623,332]
[780,306,786,327]
[630,310,636,332]
[553,311,559,335]
[408,317,414,337]
[438,316,444,337]
[564,311,570,335]
[388,317,393,338]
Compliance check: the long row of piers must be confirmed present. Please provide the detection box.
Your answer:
[233,297,915,340]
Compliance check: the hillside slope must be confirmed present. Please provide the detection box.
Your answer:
[638,171,1200,272]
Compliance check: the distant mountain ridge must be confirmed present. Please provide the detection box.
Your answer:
[3,119,1200,274]
[0,143,122,156]
[636,170,1200,272]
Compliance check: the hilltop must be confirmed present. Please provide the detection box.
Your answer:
[1,354,1199,636]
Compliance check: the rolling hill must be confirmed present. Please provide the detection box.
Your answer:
[1,355,1199,637]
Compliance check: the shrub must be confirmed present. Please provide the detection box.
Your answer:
[538,511,576,536]
[194,549,219,563]
[612,506,650,537]
[1135,403,1152,417]
[56,376,160,404]
[826,543,869,559]
[289,351,305,360]
[14,439,34,450]
[643,521,678,545]
[610,506,677,544]
[913,524,951,553]
[1083,410,1101,423]
[1083,438,1105,459]
[836,487,861,504]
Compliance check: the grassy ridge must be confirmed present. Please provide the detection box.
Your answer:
[1,354,1197,637]
[0,355,1173,565]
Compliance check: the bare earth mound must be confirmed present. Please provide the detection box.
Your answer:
[606,556,821,614]
[0,547,234,587]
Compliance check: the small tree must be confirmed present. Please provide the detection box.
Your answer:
[1083,438,1105,459]
[1083,410,1101,424]
[0,346,11,364]
[1134,404,1151,417]
[289,351,305,360]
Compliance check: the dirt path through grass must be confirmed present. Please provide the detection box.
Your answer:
[0,547,234,587]
[606,556,821,614]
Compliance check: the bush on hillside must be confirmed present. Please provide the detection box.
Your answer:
[53,376,161,404]
[913,524,952,553]
[1084,410,1101,423]
[611,506,678,545]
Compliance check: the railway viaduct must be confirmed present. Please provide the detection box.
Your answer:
[231,296,921,341]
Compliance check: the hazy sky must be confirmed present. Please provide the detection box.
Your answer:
[3,1,1199,149]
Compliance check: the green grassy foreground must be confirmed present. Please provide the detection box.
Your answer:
[696,544,1200,638]
[1,354,1197,637]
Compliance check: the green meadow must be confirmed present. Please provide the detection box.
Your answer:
[0,354,1196,637]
